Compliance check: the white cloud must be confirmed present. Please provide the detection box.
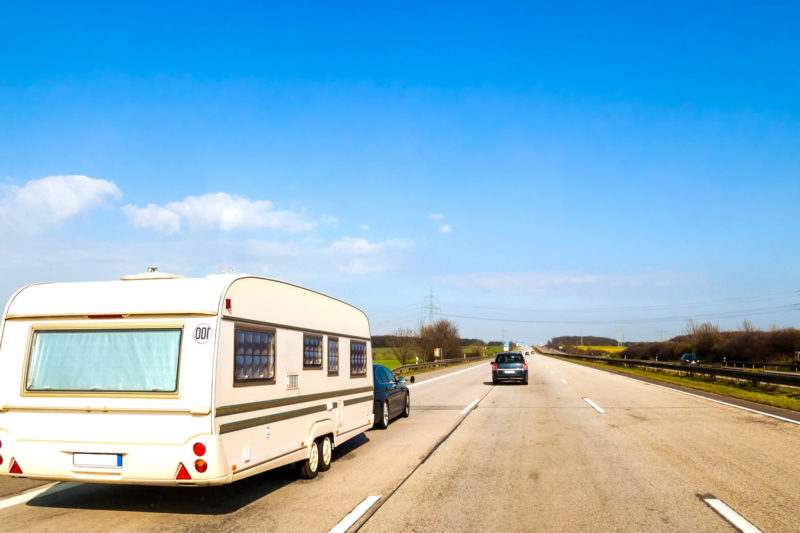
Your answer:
[428,213,445,220]
[439,225,452,234]
[124,192,315,233]
[123,204,182,233]
[325,237,414,274]
[0,175,121,224]
[360,225,370,231]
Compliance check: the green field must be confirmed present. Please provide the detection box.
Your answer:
[373,358,403,370]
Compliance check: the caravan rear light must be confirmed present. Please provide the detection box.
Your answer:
[0,439,2,448]
[175,463,192,480]
[225,298,231,310]
[192,443,206,457]
[0,454,3,466]
[194,459,208,473]
[9,460,22,474]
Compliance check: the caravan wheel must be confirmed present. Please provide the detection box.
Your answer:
[318,436,332,472]
[298,440,320,479]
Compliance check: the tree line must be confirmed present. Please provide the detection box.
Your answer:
[621,321,800,363]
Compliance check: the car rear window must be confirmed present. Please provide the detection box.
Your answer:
[497,354,524,364]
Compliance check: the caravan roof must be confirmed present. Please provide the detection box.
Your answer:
[5,275,370,340]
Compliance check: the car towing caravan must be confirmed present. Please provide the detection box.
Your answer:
[0,272,374,485]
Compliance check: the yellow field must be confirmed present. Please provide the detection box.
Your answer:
[573,345,626,354]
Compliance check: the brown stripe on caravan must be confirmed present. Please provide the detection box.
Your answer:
[218,396,375,435]
[343,395,374,406]
[219,404,329,434]
[216,386,373,417]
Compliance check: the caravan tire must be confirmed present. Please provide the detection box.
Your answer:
[318,436,332,472]
[298,440,320,479]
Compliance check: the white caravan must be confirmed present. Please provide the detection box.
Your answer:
[0,272,374,486]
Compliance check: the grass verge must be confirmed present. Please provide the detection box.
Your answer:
[554,356,800,412]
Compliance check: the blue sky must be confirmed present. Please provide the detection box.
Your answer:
[1,1,798,343]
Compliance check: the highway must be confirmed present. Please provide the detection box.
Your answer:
[2,353,800,532]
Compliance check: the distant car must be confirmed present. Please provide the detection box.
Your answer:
[680,353,700,365]
[372,364,410,429]
[492,352,528,385]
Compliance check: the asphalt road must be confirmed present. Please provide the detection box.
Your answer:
[2,354,800,532]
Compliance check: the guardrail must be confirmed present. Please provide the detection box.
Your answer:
[721,360,800,372]
[549,353,800,388]
[391,354,492,375]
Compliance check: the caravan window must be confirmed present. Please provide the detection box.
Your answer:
[303,335,323,369]
[26,328,182,393]
[350,341,367,377]
[235,328,276,384]
[328,337,339,375]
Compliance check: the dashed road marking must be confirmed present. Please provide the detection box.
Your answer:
[560,378,568,385]
[702,496,761,533]
[460,398,480,415]
[329,495,381,533]
[583,397,605,414]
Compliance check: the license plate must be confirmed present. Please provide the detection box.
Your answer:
[503,370,516,374]
[73,453,122,468]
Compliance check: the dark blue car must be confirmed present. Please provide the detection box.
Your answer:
[372,363,410,429]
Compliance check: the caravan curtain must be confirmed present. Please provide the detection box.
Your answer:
[27,329,182,392]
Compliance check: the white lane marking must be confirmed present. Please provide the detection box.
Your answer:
[0,482,77,511]
[552,354,800,427]
[406,362,487,389]
[460,398,480,415]
[703,498,762,533]
[645,382,800,426]
[560,378,568,385]
[583,397,606,414]
[329,495,381,533]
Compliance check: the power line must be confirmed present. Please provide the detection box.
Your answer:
[442,303,799,326]
[441,289,799,314]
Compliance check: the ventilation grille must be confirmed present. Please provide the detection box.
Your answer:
[286,374,299,389]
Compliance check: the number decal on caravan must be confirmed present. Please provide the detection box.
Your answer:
[193,324,212,344]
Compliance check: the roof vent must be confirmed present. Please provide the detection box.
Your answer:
[121,267,185,281]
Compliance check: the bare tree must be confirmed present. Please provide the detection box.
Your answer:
[741,319,756,332]
[387,328,417,365]
[417,319,461,361]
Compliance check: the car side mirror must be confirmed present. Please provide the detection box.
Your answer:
[410,376,415,383]
[397,376,406,383]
